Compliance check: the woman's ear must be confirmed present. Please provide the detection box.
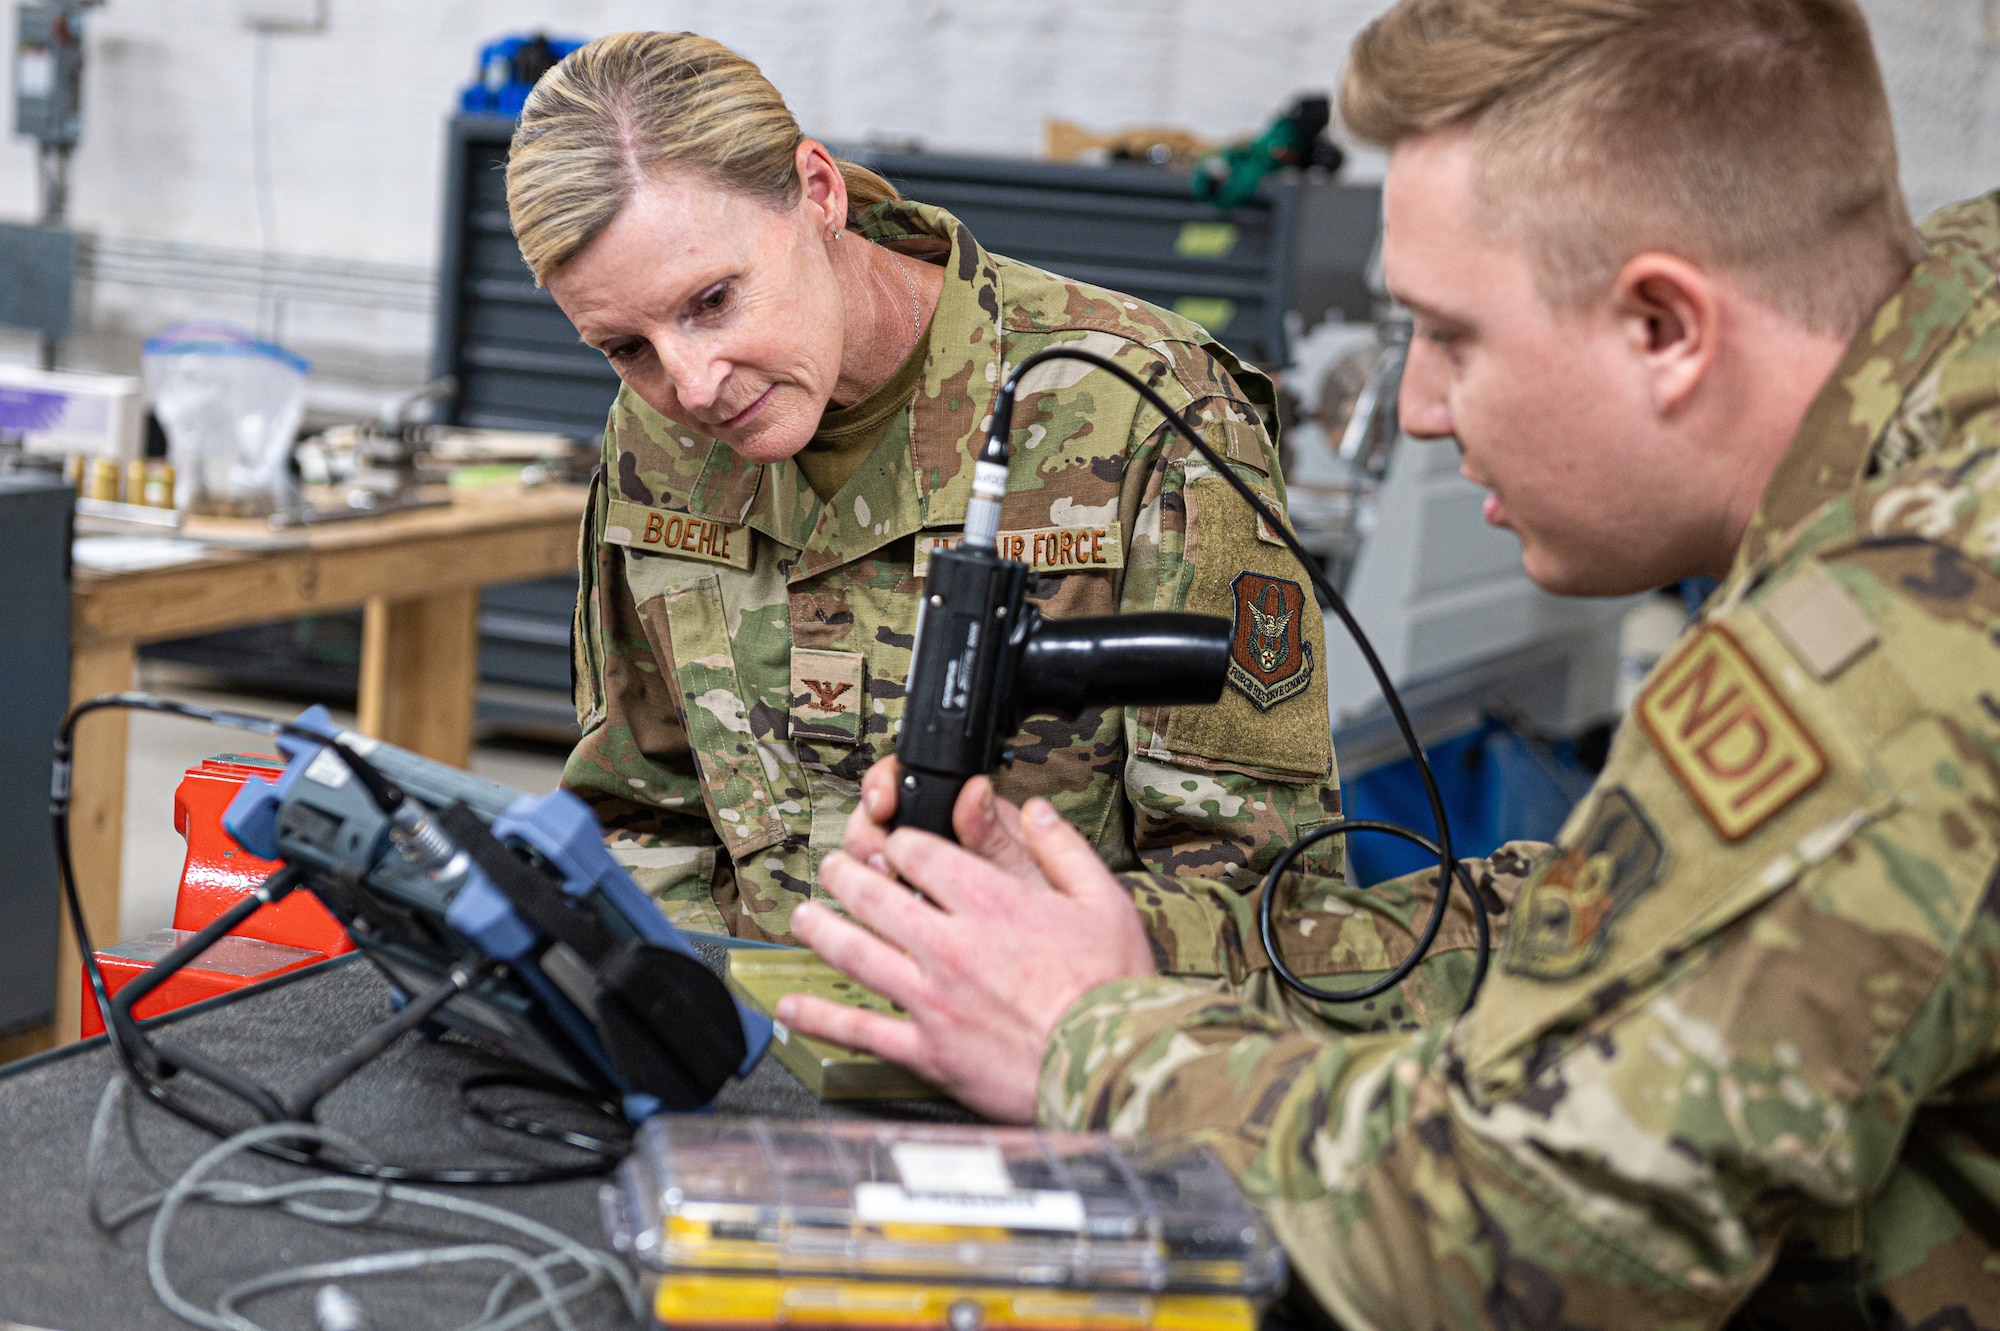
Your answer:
[1614,252,1719,416]
[796,138,849,237]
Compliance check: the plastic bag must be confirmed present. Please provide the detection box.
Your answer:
[142,321,308,516]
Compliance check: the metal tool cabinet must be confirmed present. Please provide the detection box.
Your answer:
[0,473,71,1035]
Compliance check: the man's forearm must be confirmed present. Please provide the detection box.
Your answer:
[1038,978,1763,1330]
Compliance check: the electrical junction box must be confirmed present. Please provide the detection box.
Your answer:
[0,364,144,460]
[13,3,85,147]
[0,222,77,342]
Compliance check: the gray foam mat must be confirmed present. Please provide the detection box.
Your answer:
[0,949,969,1330]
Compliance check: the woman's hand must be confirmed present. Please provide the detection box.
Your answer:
[779,793,1157,1123]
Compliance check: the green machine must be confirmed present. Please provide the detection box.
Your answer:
[1193,94,1346,210]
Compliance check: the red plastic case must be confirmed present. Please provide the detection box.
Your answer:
[79,753,353,1038]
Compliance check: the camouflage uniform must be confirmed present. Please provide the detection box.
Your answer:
[1040,194,2000,1328]
[563,199,1344,943]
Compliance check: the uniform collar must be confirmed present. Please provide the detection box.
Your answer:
[683,199,1006,581]
[1734,194,1999,570]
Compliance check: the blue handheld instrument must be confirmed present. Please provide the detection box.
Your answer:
[223,706,770,1121]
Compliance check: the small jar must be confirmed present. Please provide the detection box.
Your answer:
[83,457,122,503]
[142,461,177,509]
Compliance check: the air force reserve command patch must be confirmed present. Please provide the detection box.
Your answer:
[1637,623,1827,841]
[1226,571,1313,711]
[1505,786,1667,980]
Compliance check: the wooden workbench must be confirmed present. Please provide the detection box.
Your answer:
[11,481,588,1056]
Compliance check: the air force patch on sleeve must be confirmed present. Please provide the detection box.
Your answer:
[1226,571,1313,711]
[1504,787,1667,981]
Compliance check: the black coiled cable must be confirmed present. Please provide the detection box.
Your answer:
[988,347,1490,1014]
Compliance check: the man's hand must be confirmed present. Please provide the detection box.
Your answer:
[779,776,1156,1123]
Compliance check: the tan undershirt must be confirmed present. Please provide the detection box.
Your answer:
[796,324,932,502]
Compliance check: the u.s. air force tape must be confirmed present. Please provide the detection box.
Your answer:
[914,524,1124,577]
[603,498,753,570]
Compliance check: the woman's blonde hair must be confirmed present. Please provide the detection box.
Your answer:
[1342,0,1923,336]
[506,31,899,284]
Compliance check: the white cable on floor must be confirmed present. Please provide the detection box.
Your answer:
[84,1079,644,1331]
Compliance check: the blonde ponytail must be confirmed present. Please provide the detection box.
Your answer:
[837,161,899,213]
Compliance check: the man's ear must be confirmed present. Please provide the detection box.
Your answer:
[1614,253,1718,416]
[796,138,850,236]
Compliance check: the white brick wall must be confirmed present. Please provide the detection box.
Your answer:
[1,0,1994,396]
[1864,1,2000,219]
[0,1,1378,275]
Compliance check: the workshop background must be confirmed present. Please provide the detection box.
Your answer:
[8,11,2000,1323]
[5,0,1995,412]
[4,0,1999,945]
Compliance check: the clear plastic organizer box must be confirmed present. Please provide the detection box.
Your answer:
[602,1117,1288,1331]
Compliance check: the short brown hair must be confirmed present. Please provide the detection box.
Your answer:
[1341,0,1924,335]
[506,31,899,283]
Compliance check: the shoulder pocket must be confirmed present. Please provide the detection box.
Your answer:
[1144,464,1331,781]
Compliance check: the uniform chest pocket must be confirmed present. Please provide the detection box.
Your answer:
[651,571,788,855]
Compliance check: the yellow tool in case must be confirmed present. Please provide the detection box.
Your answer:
[601,1118,1287,1331]
[725,949,940,1101]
